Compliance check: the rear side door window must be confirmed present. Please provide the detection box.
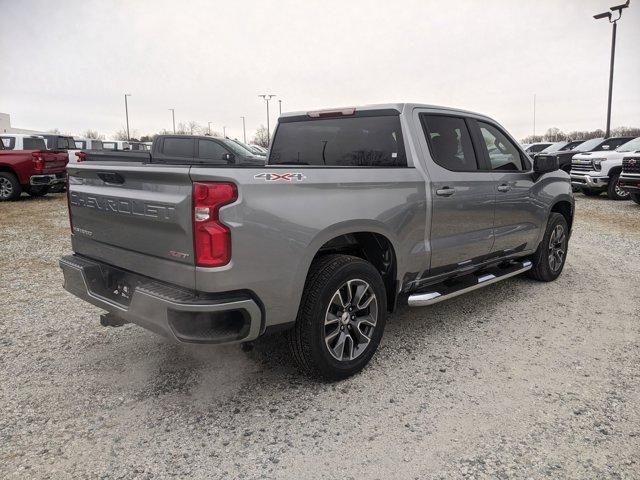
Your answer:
[477,122,525,171]
[162,138,194,158]
[420,114,478,171]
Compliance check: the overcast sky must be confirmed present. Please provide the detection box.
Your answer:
[1,0,638,141]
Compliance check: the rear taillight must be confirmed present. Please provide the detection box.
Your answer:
[76,151,86,162]
[67,180,73,233]
[32,152,45,171]
[192,182,237,267]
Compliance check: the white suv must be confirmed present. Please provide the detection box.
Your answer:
[570,137,640,200]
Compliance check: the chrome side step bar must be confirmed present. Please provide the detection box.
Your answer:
[408,260,532,307]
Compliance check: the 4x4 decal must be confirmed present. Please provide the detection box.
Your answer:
[254,172,306,182]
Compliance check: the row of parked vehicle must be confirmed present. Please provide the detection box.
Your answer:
[0,132,270,200]
[522,137,640,203]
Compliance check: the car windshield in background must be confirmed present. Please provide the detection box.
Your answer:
[574,138,604,151]
[23,137,46,150]
[222,139,254,157]
[540,142,567,153]
[594,137,632,151]
[230,139,259,156]
[616,137,640,152]
[560,141,584,151]
[269,115,406,166]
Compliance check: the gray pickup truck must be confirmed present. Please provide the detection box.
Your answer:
[60,104,574,380]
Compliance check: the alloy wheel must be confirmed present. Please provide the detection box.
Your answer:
[548,224,566,272]
[0,177,13,199]
[324,279,378,362]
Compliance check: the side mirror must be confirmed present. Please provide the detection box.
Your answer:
[533,155,559,174]
[223,152,235,163]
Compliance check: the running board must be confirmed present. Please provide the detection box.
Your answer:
[407,260,532,307]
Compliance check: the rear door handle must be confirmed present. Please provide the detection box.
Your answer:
[435,187,456,197]
[497,184,511,192]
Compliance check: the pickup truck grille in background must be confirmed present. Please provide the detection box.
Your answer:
[622,157,640,174]
[571,160,595,173]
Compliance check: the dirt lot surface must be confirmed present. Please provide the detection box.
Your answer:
[1,193,639,479]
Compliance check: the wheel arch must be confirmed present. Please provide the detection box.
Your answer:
[297,222,400,313]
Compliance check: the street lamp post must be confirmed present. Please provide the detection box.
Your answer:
[594,1,630,138]
[223,126,227,138]
[124,94,131,141]
[169,108,176,133]
[533,93,536,139]
[278,99,282,116]
[240,116,246,143]
[258,94,276,143]
[208,121,213,136]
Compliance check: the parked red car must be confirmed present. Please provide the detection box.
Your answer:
[0,134,68,201]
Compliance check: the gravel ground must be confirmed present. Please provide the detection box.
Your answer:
[1,192,639,479]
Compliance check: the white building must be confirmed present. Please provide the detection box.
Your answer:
[0,112,43,134]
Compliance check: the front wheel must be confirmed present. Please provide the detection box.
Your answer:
[0,172,21,201]
[288,254,387,381]
[528,213,569,282]
[631,193,640,206]
[607,172,631,200]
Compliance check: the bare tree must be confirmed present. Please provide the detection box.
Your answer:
[83,129,104,140]
[114,128,129,140]
[187,121,202,135]
[251,125,269,147]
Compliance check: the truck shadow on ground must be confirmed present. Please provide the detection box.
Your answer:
[121,274,542,409]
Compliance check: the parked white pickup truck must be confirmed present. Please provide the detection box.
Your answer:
[570,137,640,199]
[68,138,104,165]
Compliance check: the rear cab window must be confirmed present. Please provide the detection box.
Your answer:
[23,137,46,150]
[269,113,407,167]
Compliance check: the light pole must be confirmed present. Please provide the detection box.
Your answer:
[533,93,536,139]
[594,1,630,138]
[223,126,227,138]
[169,108,176,133]
[240,116,246,143]
[259,94,276,143]
[278,99,282,116]
[124,94,131,141]
[208,121,213,136]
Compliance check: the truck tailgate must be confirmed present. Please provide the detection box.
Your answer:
[67,162,196,289]
[42,151,68,172]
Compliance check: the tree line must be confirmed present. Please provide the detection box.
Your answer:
[521,126,640,144]
[48,122,272,147]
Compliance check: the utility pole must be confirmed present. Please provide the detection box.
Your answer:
[124,94,131,141]
[533,93,536,139]
[258,94,276,143]
[594,1,630,138]
[240,116,246,143]
[169,108,176,133]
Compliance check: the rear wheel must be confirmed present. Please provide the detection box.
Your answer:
[288,254,387,381]
[528,213,568,282]
[0,172,21,201]
[27,185,50,197]
[606,172,630,200]
[631,193,640,205]
[581,188,601,197]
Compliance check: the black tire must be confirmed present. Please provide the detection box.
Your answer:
[606,172,631,200]
[287,254,387,381]
[0,172,22,201]
[631,193,640,206]
[528,213,569,282]
[27,185,50,197]
[581,188,601,197]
